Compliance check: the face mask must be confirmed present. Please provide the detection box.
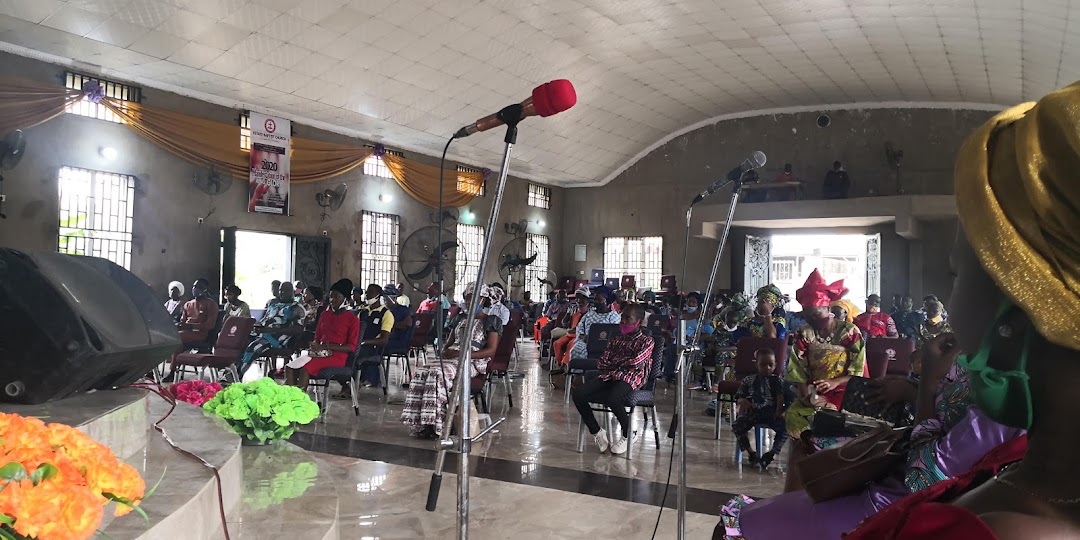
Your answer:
[686,306,698,314]
[868,306,880,313]
[367,296,380,306]
[929,314,943,324]
[620,323,638,335]
[957,302,1033,430]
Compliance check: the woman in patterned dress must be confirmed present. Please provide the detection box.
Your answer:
[401,284,502,439]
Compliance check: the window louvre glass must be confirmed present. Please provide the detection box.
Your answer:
[240,112,251,151]
[64,72,140,123]
[527,183,551,209]
[360,211,400,287]
[57,166,135,269]
[603,236,663,291]
[456,165,485,196]
[363,148,403,179]
[525,233,549,302]
[454,224,485,301]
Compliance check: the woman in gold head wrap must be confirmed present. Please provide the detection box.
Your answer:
[847,83,1080,538]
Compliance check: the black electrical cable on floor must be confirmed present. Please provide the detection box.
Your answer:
[650,418,677,540]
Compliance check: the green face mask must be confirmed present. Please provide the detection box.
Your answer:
[957,302,1033,430]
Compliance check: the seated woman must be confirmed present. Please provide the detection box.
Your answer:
[401,285,502,439]
[236,281,304,377]
[550,289,591,372]
[784,269,867,489]
[223,284,251,319]
[846,80,1080,540]
[285,279,358,390]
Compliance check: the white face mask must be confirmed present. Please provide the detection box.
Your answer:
[367,296,380,306]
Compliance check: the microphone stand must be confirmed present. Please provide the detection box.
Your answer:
[672,170,751,540]
[426,105,523,540]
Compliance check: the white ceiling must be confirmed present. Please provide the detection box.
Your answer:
[0,0,1077,187]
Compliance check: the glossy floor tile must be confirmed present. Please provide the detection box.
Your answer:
[292,338,787,511]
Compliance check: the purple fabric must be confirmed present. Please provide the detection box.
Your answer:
[932,406,1024,480]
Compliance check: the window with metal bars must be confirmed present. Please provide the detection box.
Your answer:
[527,182,551,209]
[64,72,140,123]
[454,224,485,301]
[524,233,549,302]
[360,211,400,288]
[240,112,251,151]
[363,148,403,179]
[57,166,135,270]
[603,236,663,291]
[456,165,485,197]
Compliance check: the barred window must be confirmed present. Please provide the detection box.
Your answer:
[603,236,663,291]
[240,112,251,151]
[364,148,403,179]
[64,72,140,123]
[527,182,551,209]
[58,166,135,269]
[360,211,400,287]
[456,165,485,197]
[524,233,549,302]
[454,224,485,301]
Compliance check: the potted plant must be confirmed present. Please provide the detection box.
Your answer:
[0,413,148,540]
[201,378,320,445]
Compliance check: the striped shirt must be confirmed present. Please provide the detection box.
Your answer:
[597,328,654,390]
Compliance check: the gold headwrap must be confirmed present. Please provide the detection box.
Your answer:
[954,81,1080,350]
[829,299,860,324]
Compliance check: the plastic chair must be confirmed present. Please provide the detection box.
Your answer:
[384,324,417,388]
[310,347,363,420]
[713,337,787,439]
[407,312,436,364]
[866,337,916,378]
[484,318,520,410]
[173,317,255,383]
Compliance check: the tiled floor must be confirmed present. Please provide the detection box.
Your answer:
[288,338,788,525]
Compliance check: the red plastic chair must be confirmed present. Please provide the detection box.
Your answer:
[407,312,436,364]
[483,317,520,410]
[173,317,256,383]
[866,337,916,378]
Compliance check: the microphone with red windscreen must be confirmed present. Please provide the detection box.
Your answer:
[453,79,577,138]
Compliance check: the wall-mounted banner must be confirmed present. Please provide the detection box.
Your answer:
[247,112,291,215]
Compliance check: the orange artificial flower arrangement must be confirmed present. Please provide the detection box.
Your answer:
[0,413,147,540]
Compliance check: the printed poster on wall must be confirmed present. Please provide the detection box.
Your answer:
[247,112,290,215]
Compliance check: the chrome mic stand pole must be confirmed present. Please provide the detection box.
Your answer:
[426,113,521,540]
[675,171,751,539]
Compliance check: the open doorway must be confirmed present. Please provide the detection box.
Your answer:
[233,230,293,310]
[745,233,880,311]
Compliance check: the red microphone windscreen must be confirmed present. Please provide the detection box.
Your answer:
[532,79,576,117]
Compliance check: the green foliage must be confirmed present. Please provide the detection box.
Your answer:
[202,378,319,442]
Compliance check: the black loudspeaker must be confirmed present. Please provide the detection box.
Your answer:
[0,249,180,404]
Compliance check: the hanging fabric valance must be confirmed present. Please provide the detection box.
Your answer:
[0,76,480,204]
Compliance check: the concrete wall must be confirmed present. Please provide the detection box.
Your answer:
[561,107,994,296]
[0,52,563,306]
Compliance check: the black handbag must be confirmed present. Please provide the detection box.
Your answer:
[840,376,912,426]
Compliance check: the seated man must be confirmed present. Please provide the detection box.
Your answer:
[853,293,899,338]
[353,284,395,389]
[264,279,281,310]
[417,283,450,314]
[567,286,621,372]
[237,281,304,377]
[382,284,414,349]
[732,348,790,470]
[536,290,569,343]
[223,284,251,318]
[572,303,654,456]
[166,278,219,378]
[891,295,925,339]
[822,161,851,199]
[483,283,511,328]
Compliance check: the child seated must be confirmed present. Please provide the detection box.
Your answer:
[732,348,790,470]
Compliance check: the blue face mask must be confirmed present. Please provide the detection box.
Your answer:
[957,302,1034,430]
[686,306,698,314]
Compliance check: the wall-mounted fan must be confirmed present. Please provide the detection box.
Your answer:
[430,207,459,226]
[498,236,538,294]
[316,183,348,221]
[885,142,904,195]
[193,163,230,224]
[0,129,27,220]
[399,226,459,294]
[504,219,528,237]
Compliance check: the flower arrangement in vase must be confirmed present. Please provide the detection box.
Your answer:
[201,378,319,444]
[0,413,147,540]
[164,380,222,407]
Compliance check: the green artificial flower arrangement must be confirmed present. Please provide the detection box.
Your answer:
[202,378,320,443]
[242,451,319,510]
